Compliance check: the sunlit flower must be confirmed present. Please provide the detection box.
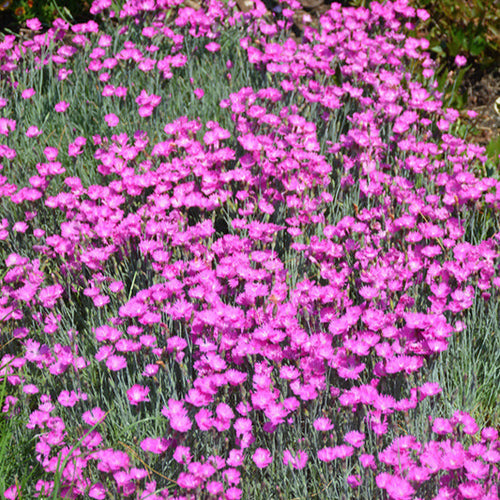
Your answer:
[22,88,35,99]
[252,447,272,468]
[127,384,150,405]
[104,113,119,127]
[26,125,42,138]
[105,355,127,371]
[283,449,308,469]
[54,101,69,112]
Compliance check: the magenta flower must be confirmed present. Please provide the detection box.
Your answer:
[313,417,334,431]
[127,384,150,406]
[344,430,365,448]
[109,281,124,293]
[227,449,244,467]
[37,284,63,308]
[140,437,168,454]
[22,384,39,394]
[43,146,59,161]
[432,417,454,435]
[142,364,159,378]
[26,17,42,30]
[93,294,110,307]
[252,447,273,469]
[419,382,442,399]
[416,8,430,21]
[54,101,69,112]
[105,355,127,371]
[26,125,42,138]
[226,487,242,500]
[21,88,35,99]
[58,390,79,407]
[173,446,192,464]
[194,88,204,99]
[206,481,224,495]
[283,449,308,469]
[82,407,106,426]
[3,485,19,500]
[205,42,220,53]
[88,482,106,499]
[104,113,119,127]
[138,105,153,117]
[376,473,415,500]
[455,55,467,67]
[481,427,498,441]
[170,413,192,432]
[222,468,241,485]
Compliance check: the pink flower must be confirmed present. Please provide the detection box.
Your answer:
[216,403,235,421]
[26,18,42,31]
[109,281,124,293]
[283,449,308,469]
[222,468,240,485]
[106,355,127,371]
[432,417,454,435]
[377,473,415,500]
[142,364,159,377]
[206,481,224,495]
[416,8,430,21]
[205,42,220,53]
[54,101,69,112]
[138,105,153,117]
[22,384,39,394]
[93,294,110,307]
[226,487,242,500]
[82,407,106,426]
[140,437,169,454]
[22,88,35,99]
[58,390,79,407]
[458,482,483,499]
[481,427,498,441]
[227,449,244,467]
[252,448,272,469]
[177,472,199,490]
[127,384,150,405]
[419,382,442,400]
[170,413,192,432]
[344,430,365,448]
[313,417,334,431]
[347,475,362,488]
[104,113,119,127]
[455,55,467,67]
[88,483,106,499]
[26,125,42,138]
[359,454,376,469]
[38,284,63,308]
[173,446,191,464]
[194,88,204,99]
[13,222,28,233]
[43,147,59,161]
[4,484,19,499]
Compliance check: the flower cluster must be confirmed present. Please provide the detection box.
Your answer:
[0,0,498,498]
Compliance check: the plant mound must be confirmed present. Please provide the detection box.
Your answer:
[0,1,498,499]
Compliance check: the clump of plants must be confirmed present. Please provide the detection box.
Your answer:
[0,0,498,499]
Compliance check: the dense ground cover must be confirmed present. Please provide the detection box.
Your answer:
[0,0,499,498]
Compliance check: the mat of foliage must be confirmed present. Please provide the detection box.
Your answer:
[0,1,499,499]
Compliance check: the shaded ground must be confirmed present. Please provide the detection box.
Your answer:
[462,66,500,150]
